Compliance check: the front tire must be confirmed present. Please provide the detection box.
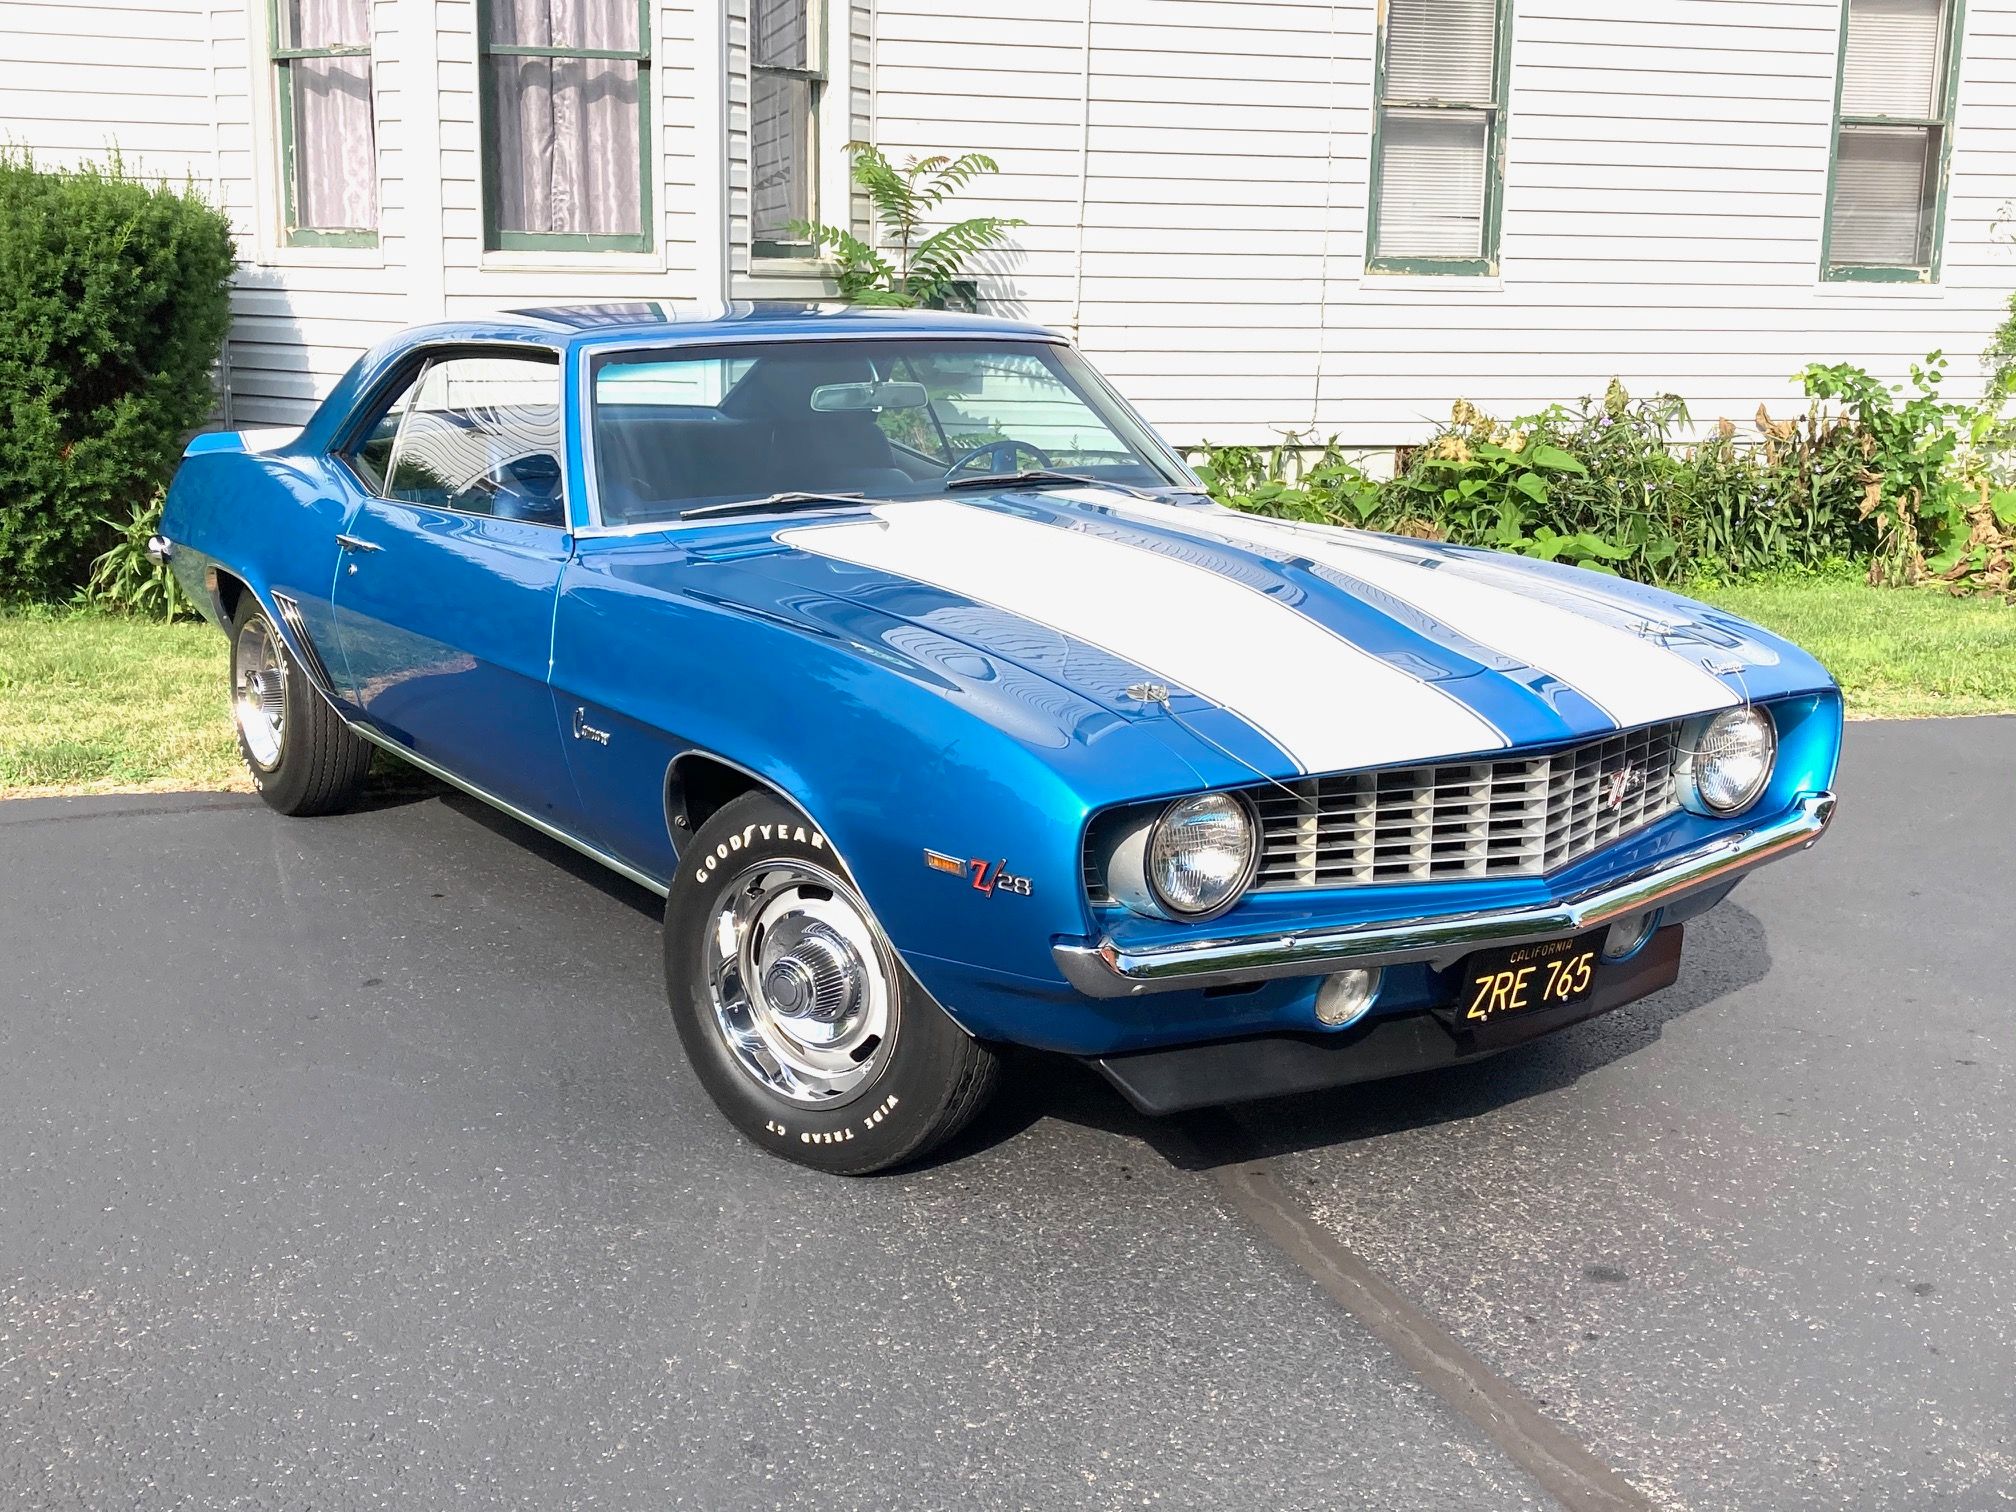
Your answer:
[230,603,373,817]
[663,792,999,1174]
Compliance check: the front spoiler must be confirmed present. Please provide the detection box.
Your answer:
[1091,925,1684,1115]
[1053,791,1836,998]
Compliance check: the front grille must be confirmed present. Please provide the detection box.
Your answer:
[1246,722,1683,892]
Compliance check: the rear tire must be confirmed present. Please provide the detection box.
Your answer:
[230,602,373,817]
[663,791,999,1174]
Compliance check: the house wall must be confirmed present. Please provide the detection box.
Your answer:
[2,0,2011,446]
[875,0,2016,447]
[0,0,830,426]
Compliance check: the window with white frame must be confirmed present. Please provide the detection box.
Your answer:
[750,0,823,257]
[1823,0,1963,281]
[480,0,652,251]
[1366,0,1509,275]
[271,0,378,246]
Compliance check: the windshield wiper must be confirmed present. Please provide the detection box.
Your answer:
[944,470,1163,498]
[679,491,868,521]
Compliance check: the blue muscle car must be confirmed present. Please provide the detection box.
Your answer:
[157,303,1841,1173]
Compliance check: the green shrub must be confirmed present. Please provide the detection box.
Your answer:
[1191,357,2011,595]
[0,150,236,603]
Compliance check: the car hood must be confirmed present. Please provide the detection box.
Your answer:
[651,487,1834,781]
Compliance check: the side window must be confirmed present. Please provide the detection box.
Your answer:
[386,355,566,525]
[343,370,421,492]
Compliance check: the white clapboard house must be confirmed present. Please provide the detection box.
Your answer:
[2,0,2010,446]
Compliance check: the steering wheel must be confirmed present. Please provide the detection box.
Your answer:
[944,438,1053,481]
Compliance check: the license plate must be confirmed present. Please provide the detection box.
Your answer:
[1459,930,1606,1025]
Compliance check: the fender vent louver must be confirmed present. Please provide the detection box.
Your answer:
[270,592,337,698]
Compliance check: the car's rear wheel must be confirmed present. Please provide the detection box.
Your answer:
[663,791,999,1174]
[231,603,373,816]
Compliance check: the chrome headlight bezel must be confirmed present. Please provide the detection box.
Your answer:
[1677,705,1777,817]
[1098,791,1260,922]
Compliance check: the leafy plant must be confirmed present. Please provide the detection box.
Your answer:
[1798,353,1967,586]
[0,149,235,602]
[80,490,192,620]
[1191,357,2014,596]
[789,143,1024,309]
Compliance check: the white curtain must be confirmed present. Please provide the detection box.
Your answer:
[291,0,376,230]
[490,0,642,236]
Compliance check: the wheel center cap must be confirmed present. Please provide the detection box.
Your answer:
[760,925,860,1025]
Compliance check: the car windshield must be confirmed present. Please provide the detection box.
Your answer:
[588,338,1181,525]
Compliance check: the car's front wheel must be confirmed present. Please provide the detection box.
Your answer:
[230,602,373,816]
[663,792,999,1174]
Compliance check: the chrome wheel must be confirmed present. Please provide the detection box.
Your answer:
[232,614,287,771]
[704,859,897,1106]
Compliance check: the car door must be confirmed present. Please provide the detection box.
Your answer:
[329,349,582,824]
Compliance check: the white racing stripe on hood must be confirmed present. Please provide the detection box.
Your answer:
[780,501,1504,773]
[1104,503,1738,729]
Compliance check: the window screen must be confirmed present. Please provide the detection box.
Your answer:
[1825,0,1957,279]
[1370,0,1506,271]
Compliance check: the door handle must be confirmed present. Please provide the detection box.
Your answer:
[335,533,382,553]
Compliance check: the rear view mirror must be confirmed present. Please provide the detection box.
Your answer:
[809,380,930,413]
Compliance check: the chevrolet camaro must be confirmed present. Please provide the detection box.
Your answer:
[156,303,1841,1172]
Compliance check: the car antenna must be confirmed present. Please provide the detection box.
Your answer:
[1125,682,1313,808]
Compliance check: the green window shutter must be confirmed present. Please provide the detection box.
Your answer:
[1822,0,1964,282]
[1368,0,1509,276]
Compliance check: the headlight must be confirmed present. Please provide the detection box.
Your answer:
[1682,706,1776,815]
[1147,793,1257,917]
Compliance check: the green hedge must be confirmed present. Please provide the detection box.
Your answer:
[0,152,235,603]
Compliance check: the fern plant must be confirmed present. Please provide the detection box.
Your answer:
[789,143,1023,308]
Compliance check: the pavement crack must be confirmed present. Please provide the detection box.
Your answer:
[1180,1118,1657,1512]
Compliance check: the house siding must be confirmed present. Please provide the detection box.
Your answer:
[0,0,2010,444]
[874,0,2016,446]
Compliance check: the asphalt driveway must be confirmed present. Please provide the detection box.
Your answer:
[1,720,2009,1510]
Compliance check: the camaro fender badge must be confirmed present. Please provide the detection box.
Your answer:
[924,849,1033,898]
[1603,764,1646,812]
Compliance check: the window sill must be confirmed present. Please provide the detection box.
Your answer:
[252,243,387,270]
[1359,270,1505,294]
[745,257,837,280]
[479,248,667,272]
[1814,278,1945,298]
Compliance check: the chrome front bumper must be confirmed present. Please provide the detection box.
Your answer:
[1053,791,1837,998]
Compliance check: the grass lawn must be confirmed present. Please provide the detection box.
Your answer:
[1691,576,2016,720]
[0,611,245,798]
[2,581,2013,797]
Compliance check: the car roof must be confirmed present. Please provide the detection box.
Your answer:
[292,302,1069,454]
[387,301,1063,353]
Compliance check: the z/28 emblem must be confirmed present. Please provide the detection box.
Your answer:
[924,849,1034,898]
